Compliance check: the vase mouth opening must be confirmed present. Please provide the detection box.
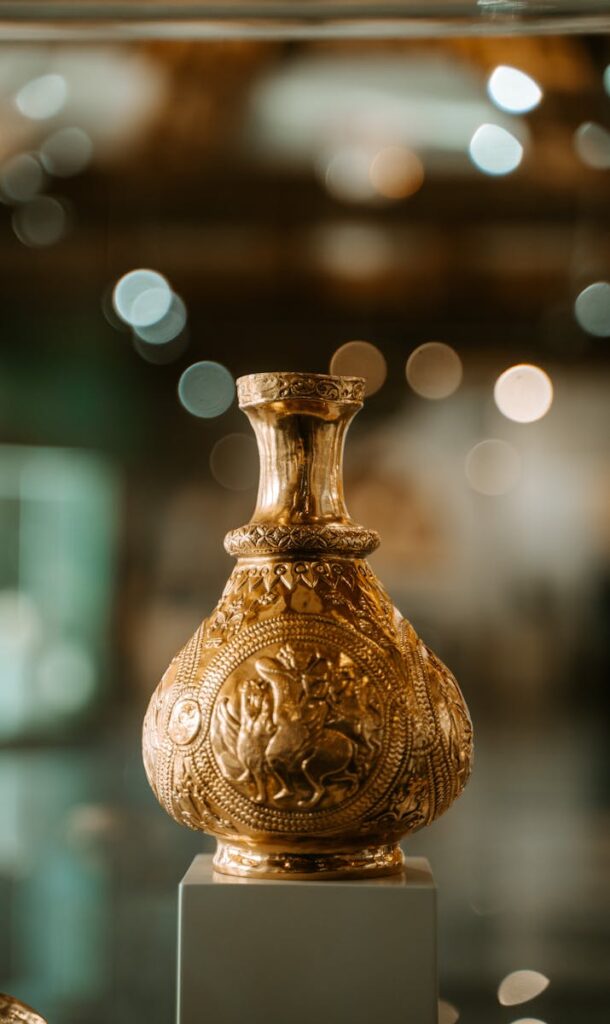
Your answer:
[237,371,366,409]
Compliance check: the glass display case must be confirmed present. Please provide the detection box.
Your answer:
[0,3,608,1022]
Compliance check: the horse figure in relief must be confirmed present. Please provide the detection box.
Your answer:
[255,649,359,808]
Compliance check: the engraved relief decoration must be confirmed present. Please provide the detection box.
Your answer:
[237,372,366,406]
[366,619,473,835]
[211,643,383,811]
[203,559,399,651]
[143,557,472,847]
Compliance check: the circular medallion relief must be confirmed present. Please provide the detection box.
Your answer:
[168,697,201,746]
[192,615,407,834]
[210,641,382,812]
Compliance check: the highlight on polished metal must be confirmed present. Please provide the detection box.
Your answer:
[143,371,473,880]
[0,993,48,1024]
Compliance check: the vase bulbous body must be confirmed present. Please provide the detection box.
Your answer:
[143,372,473,879]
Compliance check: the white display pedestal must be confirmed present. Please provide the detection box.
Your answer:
[177,854,437,1024]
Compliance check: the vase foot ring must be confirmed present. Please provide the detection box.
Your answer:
[212,841,404,880]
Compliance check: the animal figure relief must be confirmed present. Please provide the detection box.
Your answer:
[211,643,382,811]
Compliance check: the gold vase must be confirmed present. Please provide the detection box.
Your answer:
[0,994,48,1024]
[143,371,473,880]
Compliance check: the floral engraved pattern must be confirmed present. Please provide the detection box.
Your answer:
[211,643,383,811]
[237,372,366,407]
[364,620,473,833]
[224,523,379,557]
[203,559,398,650]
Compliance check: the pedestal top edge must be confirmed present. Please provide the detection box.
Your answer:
[180,854,435,890]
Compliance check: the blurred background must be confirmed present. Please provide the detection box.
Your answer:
[0,23,609,1024]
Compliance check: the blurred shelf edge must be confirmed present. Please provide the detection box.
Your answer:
[0,1,609,41]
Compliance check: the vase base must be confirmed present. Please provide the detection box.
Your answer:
[212,841,404,880]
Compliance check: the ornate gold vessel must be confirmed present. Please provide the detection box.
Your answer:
[0,994,48,1024]
[143,371,473,879]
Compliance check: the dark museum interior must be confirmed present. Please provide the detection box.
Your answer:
[0,5,609,1023]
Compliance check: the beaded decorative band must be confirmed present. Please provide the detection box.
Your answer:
[237,372,366,408]
[224,522,380,558]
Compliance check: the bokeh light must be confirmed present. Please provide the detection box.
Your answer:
[437,998,460,1024]
[36,641,96,714]
[101,285,129,332]
[131,287,173,329]
[66,804,123,850]
[406,342,463,399]
[465,439,521,496]
[574,281,610,337]
[321,144,424,204]
[15,73,68,120]
[134,294,187,346]
[110,271,189,363]
[1,153,45,202]
[497,970,549,1006]
[209,433,259,491]
[323,146,376,203]
[369,146,424,199]
[40,127,93,177]
[12,196,68,247]
[0,591,41,647]
[113,269,172,328]
[573,122,610,170]
[178,361,235,419]
[487,66,542,114]
[310,222,393,281]
[469,124,523,176]
[507,1019,547,1024]
[604,65,610,97]
[494,364,553,423]
[330,340,387,396]
[133,332,189,366]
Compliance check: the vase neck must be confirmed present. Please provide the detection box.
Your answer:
[247,402,353,526]
[224,372,379,559]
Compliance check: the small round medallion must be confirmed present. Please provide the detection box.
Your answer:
[168,697,201,746]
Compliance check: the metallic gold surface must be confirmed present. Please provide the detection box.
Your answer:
[0,994,48,1024]
[213,840,405,881]
[143,371,473,879]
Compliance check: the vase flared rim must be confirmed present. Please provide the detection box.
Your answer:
[237,371,366,408]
